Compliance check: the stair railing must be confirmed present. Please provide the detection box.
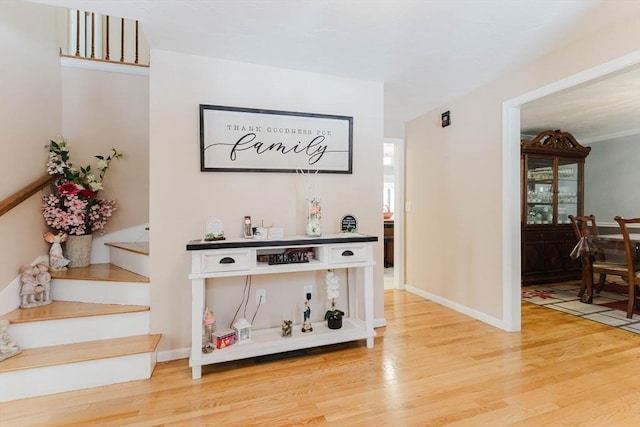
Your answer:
[60,9,149,67]
[0,175,54,217]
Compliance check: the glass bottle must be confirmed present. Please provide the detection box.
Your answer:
[202,307,216,353]
[306,197,322,237]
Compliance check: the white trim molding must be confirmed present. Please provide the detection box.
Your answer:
[581,128,640,145]
[501,50,640,333]
[405,285,507,331]
[61,56,150,76]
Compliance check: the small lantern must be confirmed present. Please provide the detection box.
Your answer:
[233,318,252,344]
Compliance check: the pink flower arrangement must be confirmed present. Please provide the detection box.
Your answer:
[42,138,122,236]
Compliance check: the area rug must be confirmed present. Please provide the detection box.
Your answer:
[521,289,556,299]
[522,281,640,335]
[596,299,640,316]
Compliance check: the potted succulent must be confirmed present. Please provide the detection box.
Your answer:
[324,269,344,329]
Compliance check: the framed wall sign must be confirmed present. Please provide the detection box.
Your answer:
[200,105,353,173]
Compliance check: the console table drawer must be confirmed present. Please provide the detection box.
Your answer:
[328,245,367,264]
[201,250,252,272]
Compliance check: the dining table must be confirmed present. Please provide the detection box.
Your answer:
[571,233,640,303]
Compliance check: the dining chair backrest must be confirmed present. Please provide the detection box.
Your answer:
[614,216,640,282]
[568,214,599,241]
[613,216,640,318]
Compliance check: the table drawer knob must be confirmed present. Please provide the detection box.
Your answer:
[219,257,236,264]
[341,250,354,256]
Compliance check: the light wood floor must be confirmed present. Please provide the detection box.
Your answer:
[2,290,639,426]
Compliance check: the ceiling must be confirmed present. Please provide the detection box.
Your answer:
[521,65,640,144]
[30,0,640,141]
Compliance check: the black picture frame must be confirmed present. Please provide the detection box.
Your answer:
[200,105,353,174]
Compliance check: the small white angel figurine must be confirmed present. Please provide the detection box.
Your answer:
[44,231,70,270]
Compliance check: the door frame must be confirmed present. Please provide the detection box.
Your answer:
[501,51,640,331]
[384,137,405,289]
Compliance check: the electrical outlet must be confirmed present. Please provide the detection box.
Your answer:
[304,285,312,300]
[256,289,266,305]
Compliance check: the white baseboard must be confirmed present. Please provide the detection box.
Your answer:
[405,284,508,331]
[158,347,190,363]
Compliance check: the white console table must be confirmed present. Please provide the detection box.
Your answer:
[186,234,378,379]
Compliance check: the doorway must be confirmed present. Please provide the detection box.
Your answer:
[383,137,405,290]
[502,52,640,332]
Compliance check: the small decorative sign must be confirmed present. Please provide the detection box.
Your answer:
[340,214,358,233]
[200,105,353,173]
[441,110,451,128]
[204,217,225,241]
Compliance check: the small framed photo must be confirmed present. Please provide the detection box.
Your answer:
[340,214,358,233]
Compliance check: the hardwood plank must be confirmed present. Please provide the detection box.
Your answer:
[0,334,161,373]
[0,291,639,425]
[104,241,150,255]
[2,301,149,324]
[50,263,149,283]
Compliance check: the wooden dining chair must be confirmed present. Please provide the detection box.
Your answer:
[614,216,640,318]
[568,214,607,294]
[569,214,598,240]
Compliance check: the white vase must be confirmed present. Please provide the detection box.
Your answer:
[64,234,92,268]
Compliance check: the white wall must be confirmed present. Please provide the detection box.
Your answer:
[61,63,149,234]
[585,134,640,222]
[404,13,640,325]
[0,0,61,290]
[149,51,384,352]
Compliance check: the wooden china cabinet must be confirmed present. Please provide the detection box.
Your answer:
[521,130,591,285]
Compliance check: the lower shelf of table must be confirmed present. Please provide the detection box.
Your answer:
[190,317,375,368]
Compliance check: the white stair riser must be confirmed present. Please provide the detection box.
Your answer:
[51,279,149,305]
[10,312,150,349]
[0,352,157,402]
[109,247,149,277]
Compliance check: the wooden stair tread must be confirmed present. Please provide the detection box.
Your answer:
[0,334,161,373]
[50,263,149,283]
[104,241,149,255]
[2,301,149,324]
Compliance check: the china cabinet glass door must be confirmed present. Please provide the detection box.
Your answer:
[526,157,554,225]
[557,160,578,225]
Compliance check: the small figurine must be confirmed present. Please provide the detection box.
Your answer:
[0,319,21,361]
[19,263,52,308]
[281,319,293,337]
[44,232,70,270]
[302,299,313,333]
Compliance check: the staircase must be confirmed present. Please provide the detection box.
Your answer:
[0,242,159,402]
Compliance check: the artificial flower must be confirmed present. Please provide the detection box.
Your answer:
[42,138,122,235]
